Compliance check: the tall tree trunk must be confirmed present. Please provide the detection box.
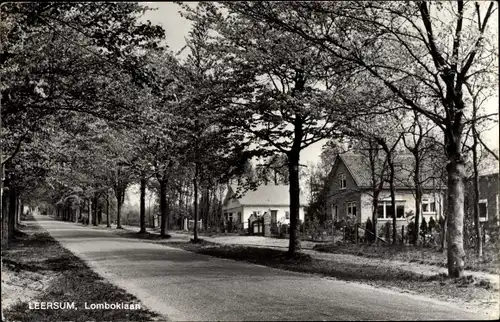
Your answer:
[380,139,397,244]
[167,197,171,230]
[98,206,102,225]
[1,186,8,247]
[87,199,92,226]
[140,176,147,233]
[372,190,381,244]
[8,186,16,241]
[116,190,123,229]
[106,193,110,228]
[18,199,23,225]
[80,200,85,224]
[178,187,183,230]
[446,146,466,277]
[160,178,168,237]
[414,186,423,245]
[441,214,447,252]
[472,129,482,257]
[92,194,98,226]
[287,148,301,257]
[193,163,199,241]
[14,195,19,229]
[0,163,6,248]
[389,171,397,244]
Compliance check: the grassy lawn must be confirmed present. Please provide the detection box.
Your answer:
[2,218,161,322]
[312,242,500,274]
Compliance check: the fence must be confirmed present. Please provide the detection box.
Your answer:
[248,217,265,236]
[184,219,203,231]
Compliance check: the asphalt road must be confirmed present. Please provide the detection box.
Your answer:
[34,215,488,321]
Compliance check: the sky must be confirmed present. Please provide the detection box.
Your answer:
[141,2,499,168]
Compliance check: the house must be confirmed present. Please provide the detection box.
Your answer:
[465,171,499,225]
[326,153,446,229]
[222,184,307,230]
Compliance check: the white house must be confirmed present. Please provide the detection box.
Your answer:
[222,184,307,230]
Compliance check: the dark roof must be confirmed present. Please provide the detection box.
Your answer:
[334,153,445,190]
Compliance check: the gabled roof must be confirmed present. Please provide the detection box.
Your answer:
[332,153,445,190]
[227,184,307,206]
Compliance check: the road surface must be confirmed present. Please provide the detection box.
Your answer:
[34,215,489,321]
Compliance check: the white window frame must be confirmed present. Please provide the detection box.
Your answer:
[377,201,406,220]
[346,202,356,217]
[479,199,488,222]
[421,199,437,215]
[340,174,346,190]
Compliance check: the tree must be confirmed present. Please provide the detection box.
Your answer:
[1,2,166,244]
[401,111,443,245]
[226,0,498,277]
[365,218,374,243]
[175,14,259,241]
[180,2,364,256]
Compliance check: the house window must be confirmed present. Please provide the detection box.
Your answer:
[347,202,356,217]
[237,212,242,223]
[377,205,384,219]
[340,174,346,190]
[332,204,338,221]
[228,213,233,222]
[397,205,405,218]
[377,201,405,219]
[479,199,487,222]
[422,200,436,214]
[285,211,290,219]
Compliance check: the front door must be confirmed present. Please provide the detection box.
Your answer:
[270,210,278,224]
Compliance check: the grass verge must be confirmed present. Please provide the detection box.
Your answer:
[312,243,500,274]
[2,217,161,322]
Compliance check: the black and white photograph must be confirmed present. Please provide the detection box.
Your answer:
[1,1,499,321]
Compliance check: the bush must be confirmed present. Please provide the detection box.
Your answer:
[384,221,391,243]
[365,218,374,243]
[407,221,415,244]
[428,217,437,233]
[420,217,428,240]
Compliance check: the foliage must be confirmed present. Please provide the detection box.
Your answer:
[420,217,428,240]
[428,217,437,234]
[365,218,374,243]
[407,221,416,244]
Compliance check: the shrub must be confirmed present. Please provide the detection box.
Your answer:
[365,218,374,243]
[420,217,428,242]
[384,221,391,243]
[407,221,415,244]
[428,217,437,233]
